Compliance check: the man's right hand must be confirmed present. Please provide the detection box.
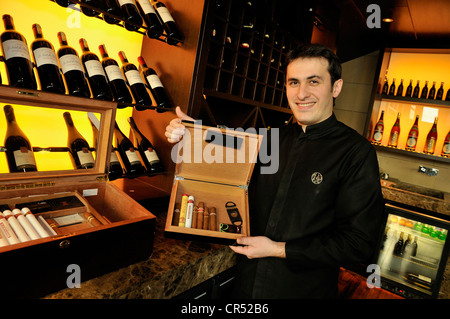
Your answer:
[164,106,194,143]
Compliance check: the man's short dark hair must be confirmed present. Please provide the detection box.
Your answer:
[285,44,342,85]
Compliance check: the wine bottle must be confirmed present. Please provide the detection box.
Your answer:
[128,116,163,173]
[30,24,65,94]
[405,79,413,97]
[87,113,124,180]
[371,111,384,145]
[55,0,74,8]
[423,117,438,155]
[405,115,419,151]
[0,14,37,90]
[118,50,151,110]
[56,32,91,97]
[381,77,388,95]
[441,130,450,158]
[102,0,123,25]
[79,38,113,101]
[387,112,400,148]
[420,81,428,99]
[138,56,172,111]
[435,82,444,100]
[63,112,95,169]
[411,236,418,257]
[412,80,420,98]
[3,105,37,172]
[393,232,404,256]
[152,0,183,45]
[388,78,396,95]
[99,44,132,105]
[80,0,101,17]
[402,234,412,256]
[113,121,145,175]
[136,0,163,38]
[396,79,404,97]
[427,81,436,99]
[446,88,450,101]
[117,0,143,31]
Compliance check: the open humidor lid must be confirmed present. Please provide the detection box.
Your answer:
[174,121,262,188]
[0,85,116,187]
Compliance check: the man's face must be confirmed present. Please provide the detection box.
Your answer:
[286,57,343,130]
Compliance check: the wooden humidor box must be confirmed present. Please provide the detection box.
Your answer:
[165,121,261,244]
[0,86,156,298]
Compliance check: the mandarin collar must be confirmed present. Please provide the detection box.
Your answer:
[295,113,338,140]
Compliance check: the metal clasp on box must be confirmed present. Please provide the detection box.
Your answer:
[418,165,439,176]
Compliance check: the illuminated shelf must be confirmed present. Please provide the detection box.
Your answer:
[373,144,450,164]
[376,94,450,108]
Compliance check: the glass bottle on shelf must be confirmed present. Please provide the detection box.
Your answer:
[441,130,450,158]
[152,0,183,45]
[396,79,404,97]
[388,78,396,95]
[80,0,101,17]
[118,0,143,31]
[387,112,401,148]
[427,81,436,99]
[113,121,145,175]
[371,111,384,145]
[136,0,164,38]
[446,88,450,101]
[435,82,444,100]
[423,117,438,155]
[412,80,420,98]
[63,112,95,169]
[405,79,413,97]
[102,0,124,25]
[420,81,428,99]
[405,115,419,151]
[393,231,404,256]
[381,77,389,95]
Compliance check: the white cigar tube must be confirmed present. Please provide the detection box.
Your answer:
[12,209,40,240]
[21,208,50,238]
[0,212,20,245]
[0,227,9,247]
[2,210,30,242]
[38,216,57,236]
[185,196,194,228]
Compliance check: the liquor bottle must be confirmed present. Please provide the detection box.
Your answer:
[402,234,412,256]
[137,56,172,111]
[118,50,152,110]
[388,78,396,95]
[117,0,143,31]
[393,232,404,256]
[30,24,65,94]
[435,82,444,100]
[371,111,384,145]
[128,116,163,173]
[427,81,436,99]
[423,117,438,155]
[381,77,388,95]
[98,44,132,105]
[113,121,145,175]
[79,38,113,101]
[411,236,418,257]
[396,79,404,97]
[441,130,450,157]
[87,113,124,180]
[55,0,74,8]
[102,0,123,25]
[3,105,37,172]
[56,32,91,97]
[405,79,413,97]
[412,80,420,98]
[136,0,163,38]
[63,112,95,169]
[387,112,400,148]
[0,14,37,90]
[80,0,101,17]
[405,115,419,151]
[420,81,428,99]
[152,0,183,45]
[446,88,450,101]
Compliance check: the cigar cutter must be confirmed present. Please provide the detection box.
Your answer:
[225,201,242,226]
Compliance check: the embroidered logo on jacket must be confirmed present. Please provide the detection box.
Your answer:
[311,172,323,184]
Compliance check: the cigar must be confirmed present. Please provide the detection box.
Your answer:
[196,202,204,229]
[0,212,19,245]
[178,194,189,227]
[185,196,194,228]
[209,207,217,231]
[172,203,181,226]
[192,205,198,229]
[84,212,102,227]
[3,210,30,242]
[12,208,40,240]
[21,207,50,238]
[203,207,209,230]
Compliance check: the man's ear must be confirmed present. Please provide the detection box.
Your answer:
[332,79,343,98]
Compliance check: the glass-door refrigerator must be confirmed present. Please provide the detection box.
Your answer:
[375,201,450,299]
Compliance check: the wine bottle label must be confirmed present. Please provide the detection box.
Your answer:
[118,0,135,6]
[13,148,36,168]
[33,47,59,67]
[2,39,32,61]
[59,54,84,74]
[443,143,450,155]
[125,149,141,165]
[77,148,95,166]
[373,129,383,142]
[105,65,126,82]
[157,7,175,23]
[125,69,145,86]
[145,148,160,163]
[406,137,417,148]
[137,0,157,14]
[85,60,107,78]
[426,138,436,151]
[389,132,398,145]
[110,151,121,164]
[146,74,164,89]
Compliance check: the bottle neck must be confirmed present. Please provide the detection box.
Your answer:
[32,24,44,39]
[99,45,109,58]
[3,15,15,30]
[79,38,90,52]
[57,32,69,46]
